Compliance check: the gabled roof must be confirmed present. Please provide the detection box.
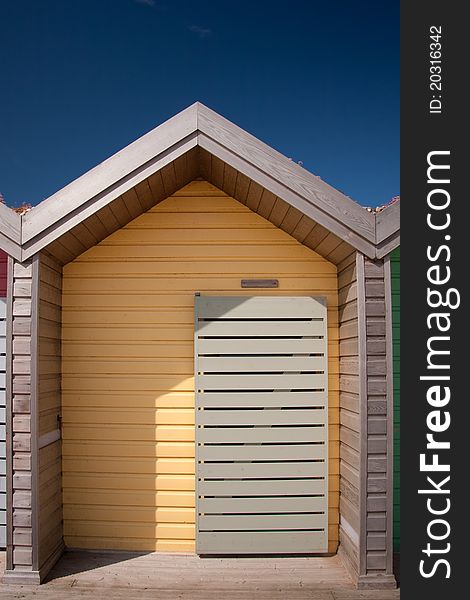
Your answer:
[0,103,399,264]
[0,202,21,261]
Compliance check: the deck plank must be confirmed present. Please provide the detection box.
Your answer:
[0,551,399,599]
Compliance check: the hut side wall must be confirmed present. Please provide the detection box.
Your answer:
[391,248,400,552]
[337,252,361,577]
[3,254,65,583]
[4,258,39,582]
[353,256,395,588]
[337,254,396,589]
[1,249,7,547]
[364,258,391,574]
[60,180,340,554]
[37,252,64,571]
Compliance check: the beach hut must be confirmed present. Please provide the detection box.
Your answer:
[0,103,399,588]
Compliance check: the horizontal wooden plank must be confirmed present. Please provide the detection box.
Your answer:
[63,505,195,524]
[197,530,327,554]
[198,355,325,373]
[198,478,325,496]
[198,408,326,427]
[198,391,327,408]
[63,472,195,491]
[198,461,326,479]
[197,319,325,337]
[197,337,328,355]
[199,513,326,531]
[62,456,194,475]
[198,373,326,391]
[63,408,193,426]
[199,495,326,514]
[64,520,194,540]
[63,488,195,507]
[61,325,336,344]
[196,296,326,319]
[198,443,326,462]
[200,426,326,444]
[63,277,337,296]
[65,259,335,277]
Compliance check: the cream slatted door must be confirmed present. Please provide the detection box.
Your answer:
[195,296,328,554]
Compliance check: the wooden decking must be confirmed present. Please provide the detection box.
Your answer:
[0,550,399,599]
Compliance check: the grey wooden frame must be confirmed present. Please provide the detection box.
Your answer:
[0,103,399,589]
[0,204,21,262]
[0,103,399,263]
[3,256,43,584]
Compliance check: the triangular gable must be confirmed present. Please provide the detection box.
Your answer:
[0,103,399,262]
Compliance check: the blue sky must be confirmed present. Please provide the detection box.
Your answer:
[0,0,399,208]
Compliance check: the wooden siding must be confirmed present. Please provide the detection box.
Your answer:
[391,249,400,552]
[337,252,361,576]
[363,258,391,575]
[61,179,340,554]
[7,258,36,574]
[1,249,6,546]
[1,296,6,548]
[38,252,63,570]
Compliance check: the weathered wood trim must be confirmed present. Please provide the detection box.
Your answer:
[38,429,61,450]
[356,253,368,577]
[22,134,198,260]
[198,133,377,259]
[37,252,64,574]
[0,230,22,262]
[5,256,14,569]
[197,104,376,243]
[337,250,362,583]
[376,231,400,260]
[2,569,41,585]
[357,573,397,589]
[4,256,39,579]
[30,254,40,572]
[384,255,394,574]
[14,103,390,263]
[376,201,400,244]
[358,257,396,589]
[37,538,65,583]
[22,104,199,244]
[0,203,21,246]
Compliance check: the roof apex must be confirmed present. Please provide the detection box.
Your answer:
[1,102,399,261]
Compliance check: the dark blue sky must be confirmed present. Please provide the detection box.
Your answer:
[0,0,399,208]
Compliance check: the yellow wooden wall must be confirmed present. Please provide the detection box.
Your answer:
[61,180,340,553]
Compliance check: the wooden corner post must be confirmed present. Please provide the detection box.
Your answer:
[356,255,396,589]
[3,255,41,584]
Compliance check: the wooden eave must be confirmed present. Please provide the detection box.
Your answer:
[0,102,400,264]
[375,200,400,259]
[0,203,21,261]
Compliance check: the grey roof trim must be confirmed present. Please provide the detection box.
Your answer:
[0,102,400,261]
[0,203,21,260]
[376,199,400,244]
[21,133,198,261]
[197,104,376,244]
[198,133,377,258]
[376,199,400,257]
[22,104,198,245]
